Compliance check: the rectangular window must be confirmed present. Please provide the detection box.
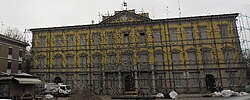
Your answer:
[185,27,193,40]
[19,50,23,57]
[67,35,74,46]
[66,74,74,87]
[18,63,22,70]
[55,35,62,46]
[80,34,86,46]
[139,32,146,43]
[156,74,165,87]
[7,62,11,69]
[169,29,177,41]
[93,74,101,89]
[221,25,228,38]
[153,31,161,42]
[79,74,88,87]
[189,72,199,87]
[40,37,46,47]
[108,33,114,45]
[228,71,237,86]
[199,27,207,39]
[123,32,130,44]
[93,33,100,45]
[174,72,185,87]
[8,48,12,55]
[139,73,149,88]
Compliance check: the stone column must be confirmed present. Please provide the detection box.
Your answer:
[151,64,156,94]
[118,72,122,94]
[134,71,139,92]
[102,72,105,94]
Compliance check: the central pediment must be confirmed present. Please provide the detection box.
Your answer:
[99,9,151,24]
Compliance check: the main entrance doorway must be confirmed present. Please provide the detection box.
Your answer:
[124,75,135,91]
[205,74,216,93]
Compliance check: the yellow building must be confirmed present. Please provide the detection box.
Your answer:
[30,9,247,95]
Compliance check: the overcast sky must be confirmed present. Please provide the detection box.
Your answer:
[0,0,249,32]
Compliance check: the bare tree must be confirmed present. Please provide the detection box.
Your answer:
[3,26,25,42]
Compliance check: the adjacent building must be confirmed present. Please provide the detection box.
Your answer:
[0,34,28,74]
[30,9,247,95]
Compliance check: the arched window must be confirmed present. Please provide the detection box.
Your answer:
[171,49,181,65]
[139,51,149,69]
[107,52,116,70]
[201,48,212,66]
[79,53,87,71]
[187,49,197,65]
[155,50,164,70]
[222,47,234,66]
[54,54,62,68]
[122,51,133,70]
[37,55,45,68]
[66,54,74,68]
[92,53,102,71]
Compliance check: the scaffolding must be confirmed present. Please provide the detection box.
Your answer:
[30,12,250,95]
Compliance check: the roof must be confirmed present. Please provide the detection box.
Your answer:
[0,73,41,84]
[0,34,29,46]
[29,12,239,32]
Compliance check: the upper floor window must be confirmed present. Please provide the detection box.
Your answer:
[80,55,87,68]
[169,29,177,41]
[107,54,116,65]
[7,62,11,69]
[38,56,45,67]
[93,54,101,66]
[220,25,228,38]
[19,50,23,58]
[223,48,234,64]
[18,63,22,70]
[202,48,212,65]
[108,33,114,45]
[66,55,74,68]
[54,55,62,67]
[185,27,193,40]
[39,36,46,47]
[80,34,87,46]
[139,32,146,43]
[122,53,133,65]
[67,35,74,46]
[199,27,207,39]
[153,31,161,43]
[8,48,13,55]
[123,32,130,44]
[93,33,100,45]
[155,52,164,66]
[139,52,148,64]
[55,35,62,46]
[187,49,197,64]
[171,50,180,65]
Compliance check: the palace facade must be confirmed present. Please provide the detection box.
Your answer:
[30,9,247,95]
